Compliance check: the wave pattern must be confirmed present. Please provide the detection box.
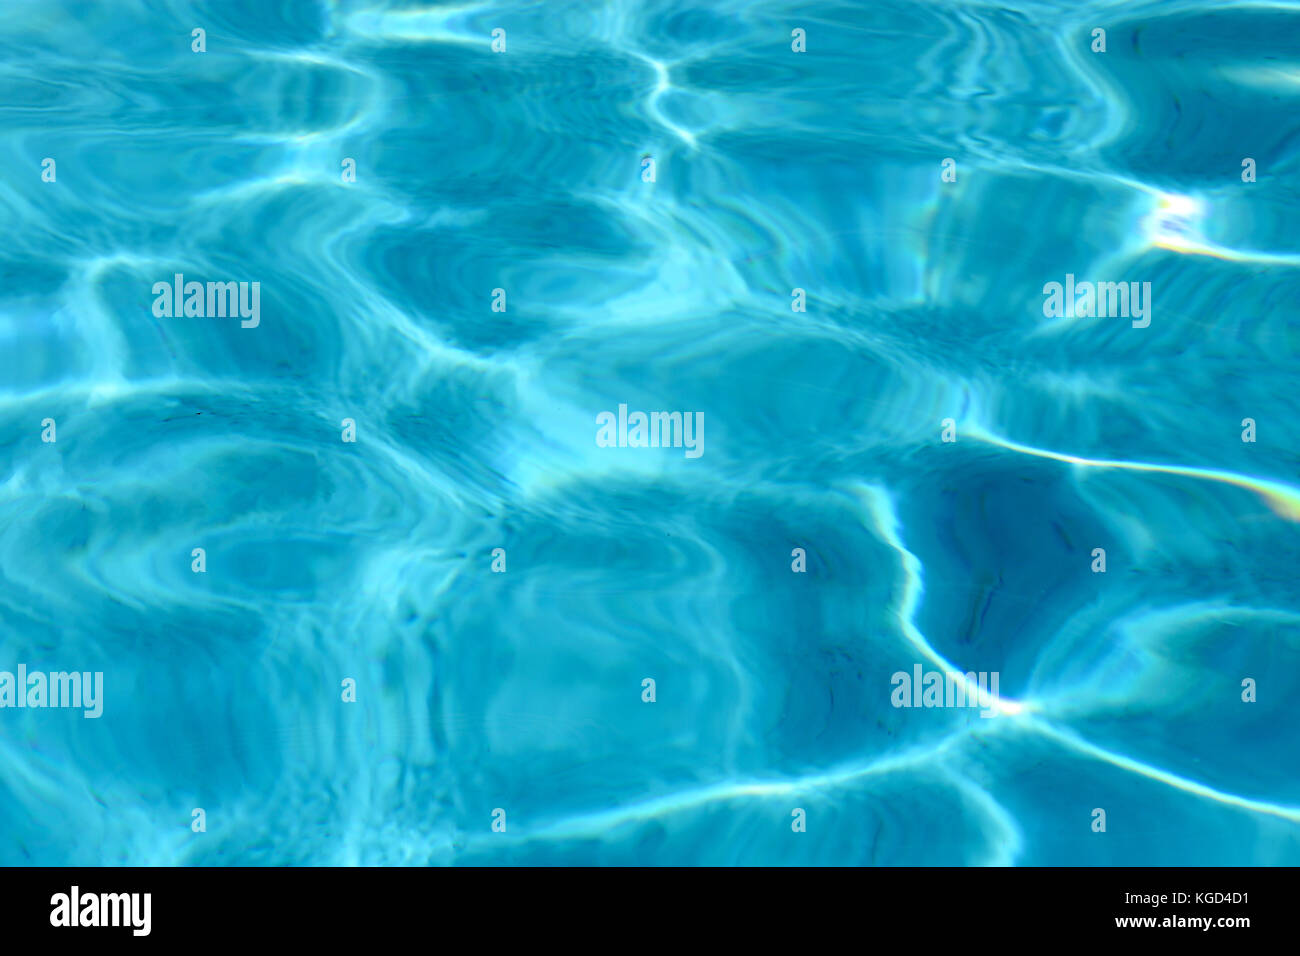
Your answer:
[1,0,1299,865]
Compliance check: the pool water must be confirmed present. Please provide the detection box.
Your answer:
[1,0,1299,865]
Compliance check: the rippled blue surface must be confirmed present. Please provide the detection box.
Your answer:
[2,0,1300,866]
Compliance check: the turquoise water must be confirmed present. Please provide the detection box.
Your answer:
[2,0,1300,866]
